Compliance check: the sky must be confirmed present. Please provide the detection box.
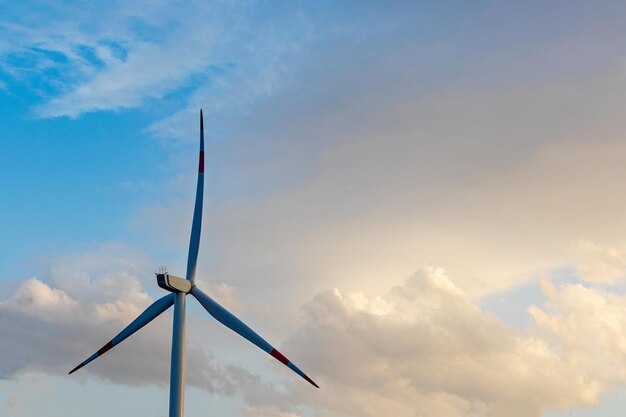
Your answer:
[2,1,626,416]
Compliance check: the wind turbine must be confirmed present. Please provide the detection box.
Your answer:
[69,110,319,417]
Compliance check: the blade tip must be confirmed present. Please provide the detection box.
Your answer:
[68,363,84,375]
[303,374,319,388]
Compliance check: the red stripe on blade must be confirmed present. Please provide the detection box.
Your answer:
[199,151,204,173]
[97,340,114,355]
[270,348,289,366]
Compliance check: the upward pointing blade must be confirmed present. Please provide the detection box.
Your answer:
[69,293,175,374]
[186,109,204,282]
[191,286,319,388]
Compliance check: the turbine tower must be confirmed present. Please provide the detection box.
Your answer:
[69,110,319,417]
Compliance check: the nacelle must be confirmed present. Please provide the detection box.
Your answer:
[156,273,192,293]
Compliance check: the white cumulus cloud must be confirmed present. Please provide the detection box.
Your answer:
[254,268,626,417]
[0,245,254,394]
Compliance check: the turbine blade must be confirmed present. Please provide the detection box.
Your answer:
[69,293,176,374]
[191,286,319,388]
[186,109,204,282]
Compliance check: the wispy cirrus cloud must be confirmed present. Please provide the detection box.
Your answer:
[1,1,218,117]
[34,25,216,118]
[0,1,341,121]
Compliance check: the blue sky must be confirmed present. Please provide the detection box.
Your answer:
[3,2,626,417]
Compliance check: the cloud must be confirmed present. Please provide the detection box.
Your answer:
[188,74,626,305]
[243,267,624,417]
[243,406,302,417]
[0,1,353,121]
[0,1,214,117]
[4,3,626,416]
[572,240,626,284]
[3,248,626,417]
[35,26,215,118]
[11,1,626,305]
[122,4,626,313]
[2,278,79,320]
[4,372,48,414]
[529,279,626,388]
[0,245,255,395]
